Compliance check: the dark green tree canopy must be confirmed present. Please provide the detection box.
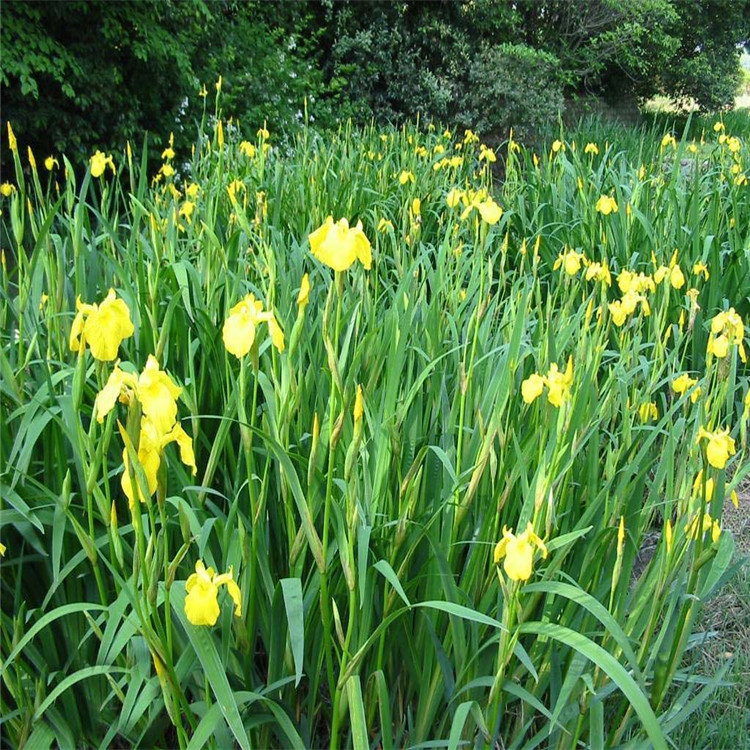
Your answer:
[2,0,748,166]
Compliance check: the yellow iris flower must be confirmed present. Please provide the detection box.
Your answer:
[696,427,736,470]
[308,216,372,272]
[121,417,196,508]
[685,512,721,544]
[521,373,545,404]
[553,248,586,276]
[222,294,284,358]
[94,355,183,434]
[90,150,115,178]
[494,523,548,581]
[184,560,242,626]
[94,355,196,505]
[70,288,134,362]
[521,358,573,407]
[595,195,618,215]
[707,308,746,363]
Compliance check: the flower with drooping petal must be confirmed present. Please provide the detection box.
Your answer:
[693,261,709,281]
[90,150,115,178]
[70,289,134,361]
[185,559,242,626]
[309,217,372,272]
[138,355,183,434]
[94,355,182,436]
[554,247,586,277]
[222,293,284,358]
[585,261,611,286]
[477,198,502,225]
[596,195,618,216]
[121,417,196,507]
[94,363,138,422]
[672,373,701,403]
[707,308,746,363]
[494,523,548,581]
[696,427,736,470]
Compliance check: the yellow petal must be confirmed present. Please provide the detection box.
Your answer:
[215,569,243,617]
[137,356,181,434]
[297,273,310,308]
[94,366,136,423]
[478,200,502,225]
[503,537,534,581]
[167,422,197,475]
[223,300,257,358]
[184,579,220,626]
[269,316,285,353]
[705,438,728,469]
[83,290,134,361]
[69,307,87,352]
[521,373,545,404]
[120,438,160,508]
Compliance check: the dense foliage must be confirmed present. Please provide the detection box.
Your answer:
[2,0,748,172]
[1,105,748,748]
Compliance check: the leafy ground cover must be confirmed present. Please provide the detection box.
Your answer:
[1,100,749,748]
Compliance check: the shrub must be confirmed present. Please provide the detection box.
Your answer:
[463,43,565,140]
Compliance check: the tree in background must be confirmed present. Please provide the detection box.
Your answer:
[1,1,207,162]
[1,0,325,170]
[1,0,748,168]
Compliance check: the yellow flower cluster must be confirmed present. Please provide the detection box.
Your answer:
[433,155,464,171]
[478,144,496,163]
[94,355,197,507]
[494,523,548,581]
[522,357,574,407]
[661,134,677,149]
[652,250,685,289]
[608,290,650,327]
[239,140,257,158]
[445,187,502,225]
[617,269,655,295]
[585,261,612,286]
[685,512,721,544]
[707,308,746,362]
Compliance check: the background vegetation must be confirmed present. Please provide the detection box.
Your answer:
[2,0,749,171]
